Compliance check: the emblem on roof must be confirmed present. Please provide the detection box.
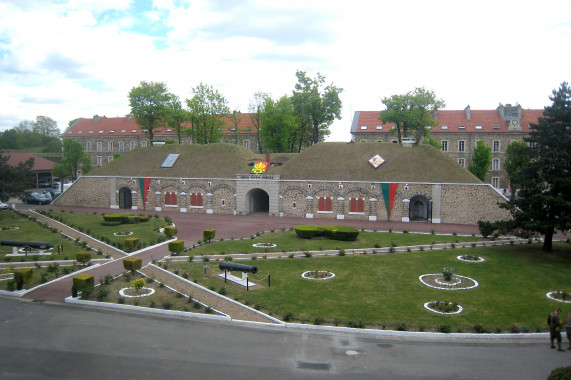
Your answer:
[251,162,269,174]
[369,154,385,168]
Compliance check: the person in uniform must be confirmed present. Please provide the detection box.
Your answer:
[549,308,564,351]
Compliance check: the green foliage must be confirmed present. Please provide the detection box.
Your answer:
[101,221,121,226]
[72,274,94,291]
[294,225,359,241]
[0,154,35,201]
[102,213,132,224]
[468,140,491,181]
[14,268,33,284]
[164,226,178,237]
[548,366,571,380]
[294,225,322,239]
[131,278,145,290]
[442,267,454,281]
[123,257,142,272]
[168,240,184,255]
[75,251,91,266]
[203,229,216,242]
[504,140,532,199]
[260,95,301,153]
[124,238,140,251]
[477,220,497,238]
[53,139,91,181]
[186,83,230,144]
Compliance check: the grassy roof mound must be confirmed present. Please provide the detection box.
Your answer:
[278,142,481,183]
[89,142,480,183]
[90,143,264,178]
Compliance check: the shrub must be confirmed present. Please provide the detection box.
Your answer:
[283,312,295,321]
[14,268,33,287]
[137,216,150,223]
[548,366,571,380]
[477,220,496,238]
[346,320,365,329]
[168,240,184,255]
[96,287,110,301]
[101,221,121,226]
[442,267,454,281]
[438,324,451,333]
[131,278,145,291]
[338,249,345,256]
[294,225,322,239]
[164,226,178,238]
[73,274,94,292]
[123,257,142,273]
[124,238,140,252]
[102,213,132,224]
[203,229,216,242]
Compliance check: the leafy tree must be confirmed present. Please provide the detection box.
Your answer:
[165,96,188,144]
[33,116,60,144]
[128,81,174,146]
[44,139,63,153]
[53,139,91,181]
[248,91,270,153]
[260,95,300,153]
[291,70,343,145]
[0,129,22,149]
[380,88,445,145]
[230,110,242,145]
[0,155,34,201]
[186,83,230,144]
[504,140,532,200]
[468,140,491,181]
[498,82,571,251]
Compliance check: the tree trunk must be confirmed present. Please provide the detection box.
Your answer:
[542,226,554,252]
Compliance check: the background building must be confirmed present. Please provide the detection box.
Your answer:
[350,104,543,191]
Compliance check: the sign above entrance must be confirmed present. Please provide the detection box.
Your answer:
[251,162,269,174]
[161,154,180,168]
[369,154,385,168]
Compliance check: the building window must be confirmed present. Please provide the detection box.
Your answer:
[221,199,226,206]
[142,141,147,148]
[107,156,113,163]
[244,140,250,150]
[493,140,500,152]
[108,142,113,151]
[165,192,177,206]
[96,142,102,152]
[441,140,448,152]
[86,142,91,151]
[130,141,135,150]
[458,158,465,167]
[492,177,500,188]
[190,192,203,207]
[318,197,332,212]
[529,141,537,148]
[458,140,465,152]
[349,197,364,213]
[119,142,124,152]
[96,156,102,166]
[492,158,500,171]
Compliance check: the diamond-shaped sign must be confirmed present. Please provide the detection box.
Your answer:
[369,154,385,168]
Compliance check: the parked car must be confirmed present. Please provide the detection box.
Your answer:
[25,192,52,205]
[38,179,51,188]
[0,202,9,210]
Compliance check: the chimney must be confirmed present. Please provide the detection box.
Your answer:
[433,109,438,120]
[93,115,103,124]
[126,114,133,122]
[464,105,471,121]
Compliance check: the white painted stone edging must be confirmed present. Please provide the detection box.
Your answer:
[301,271,335,280]
[424,301,464,315]
[419,274,479,290]
[545,291,571,303]
[457,255,485,263]
[119,287,155,298]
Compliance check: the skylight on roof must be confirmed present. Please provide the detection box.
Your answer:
[109,130,115,133]
[360,126,367,130]
[121,129,126,133]
[166,128,172,132]
[67,131,72,134]
[131,130,137,133]
[88,130,94,134]
[475,125,483,130]
[98,130,103,134]
[458,125,466,129]
[493,126,500,130]
[376,126,383,130]
[442,125,448,130]
[425,126,432,130]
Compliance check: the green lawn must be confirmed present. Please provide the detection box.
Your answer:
[0,209,103,262]
[187,230,483,255]
[40,210,170,249]
[169,242,571,333]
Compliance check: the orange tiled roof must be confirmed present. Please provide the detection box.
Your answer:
[64,114,258,137]
[1,152,55,171]
[351,109,544,133]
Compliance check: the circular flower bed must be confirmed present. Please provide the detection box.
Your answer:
[419,274,478,290]
[301,270,335,280]
[119,287,155,298]
[546,291,571,303]
[457,255,485,263]
[113,231,133,236]
[252,243,277,248]
[424,301,463,315]
[1,226,19,231]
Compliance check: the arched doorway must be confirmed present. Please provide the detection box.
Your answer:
[119,187,132,209]
[246,188,269,214]
[410,195,429,221]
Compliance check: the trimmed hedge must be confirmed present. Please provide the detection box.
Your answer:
[203,229,216,242]
[14,268,33,284]
[124,238,140,251]
[164,226,178,238]
[294,225,359,241]
[137,216,150,223]
[75,251,91,266]
[123,257,142,272]
[102,213,132,224]
[73,274,94,291]
[101,221,121,226]
[168,240,184,255]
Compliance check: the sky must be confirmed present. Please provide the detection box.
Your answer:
[0,0,569,141]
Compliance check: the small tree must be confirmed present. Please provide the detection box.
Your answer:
[203,229,216,243]
[168,240,184,255]
[131,278,145,293]
[75,252,91,267]
[468,140,491,181]
[123,257,142,273]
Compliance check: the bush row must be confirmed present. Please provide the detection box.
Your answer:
[294,225,359,241]
[102,214,150,225]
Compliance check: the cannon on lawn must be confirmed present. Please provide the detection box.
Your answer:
[1,240,53,249]
[218,261,258,274]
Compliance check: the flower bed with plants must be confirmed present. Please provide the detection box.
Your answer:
[424,301,463,315]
